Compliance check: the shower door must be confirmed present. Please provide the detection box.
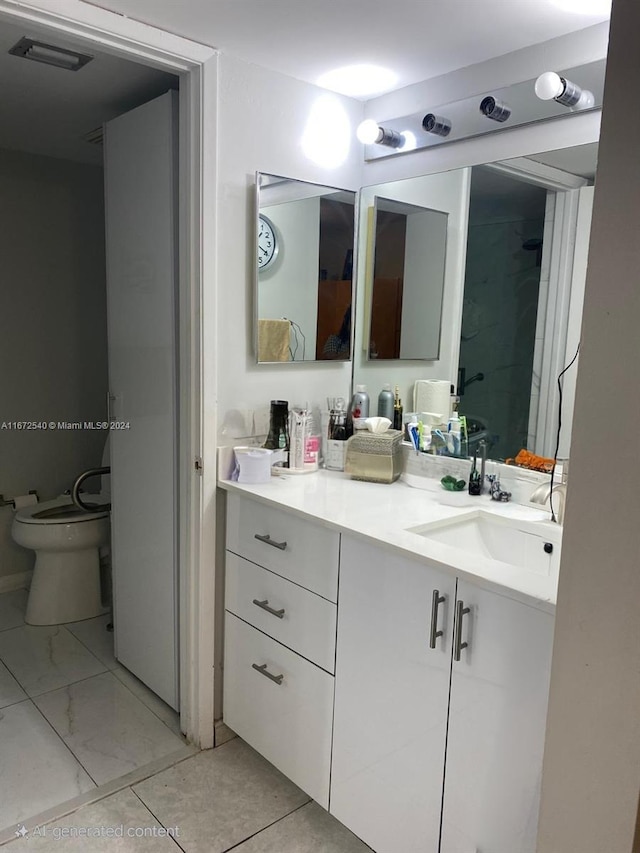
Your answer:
[104,91,179,709]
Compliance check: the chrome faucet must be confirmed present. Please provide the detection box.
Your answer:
[530,480,566,523]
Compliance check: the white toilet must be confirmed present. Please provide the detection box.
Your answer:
[12,449,111,626]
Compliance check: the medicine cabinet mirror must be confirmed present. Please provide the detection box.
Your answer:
[367,197,448,360]
[353,141,598,462]
[255,172,356,363]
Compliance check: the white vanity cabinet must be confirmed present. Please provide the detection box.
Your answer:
[330,535,456,853]
[223,493,339,807]
[440,579,554,853]
[330,536,554,853]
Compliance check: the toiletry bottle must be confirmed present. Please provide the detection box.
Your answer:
[350,385,370,429]
[448,411,461,456]
[264,400,289,466]
[377,384,394,420]
[393,386,403,431]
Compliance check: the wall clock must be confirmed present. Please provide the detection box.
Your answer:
[258,214,278,271]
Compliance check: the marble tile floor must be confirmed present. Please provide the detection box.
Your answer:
[1,738,374,852]
[0,589,185,834]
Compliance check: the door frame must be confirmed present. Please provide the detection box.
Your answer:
[0,0,217,748]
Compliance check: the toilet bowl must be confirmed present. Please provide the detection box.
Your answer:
[12,496,110,625]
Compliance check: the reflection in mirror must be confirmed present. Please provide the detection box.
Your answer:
[369,197,448,360]
[255,173,355,363]
[353,142,598,462]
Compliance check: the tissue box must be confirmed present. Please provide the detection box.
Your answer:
[344,429,404,484]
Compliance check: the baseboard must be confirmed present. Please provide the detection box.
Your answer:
[0,570,32,593]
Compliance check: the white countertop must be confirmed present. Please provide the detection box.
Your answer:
[218,470,560,614]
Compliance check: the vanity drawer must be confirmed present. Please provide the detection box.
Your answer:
[226,494,339,602]
[225,552,337,673]
[224,612,334,808]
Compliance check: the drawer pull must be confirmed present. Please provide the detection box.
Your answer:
[454,599,471,661]
[252,662,284,685]
[252,598,285,619]
[254,533,287,551]
[429,589,446,649]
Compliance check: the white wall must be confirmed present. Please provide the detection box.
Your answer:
[0,148,108,584]
[354,169,470,411]
[216,54,363,441]
[537,1,640,849]
[258,196,320,360]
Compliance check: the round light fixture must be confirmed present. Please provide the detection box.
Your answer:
[317,64,399,98]
[551,0,611,14]
[535,71,595,110]
[356,119,382,145]
[356,120,405,149]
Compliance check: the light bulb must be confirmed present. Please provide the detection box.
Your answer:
[398,131,416,152]
[535,72,564,101]
[357,119,382,145]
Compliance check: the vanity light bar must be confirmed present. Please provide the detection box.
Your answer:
[358,58,605,161]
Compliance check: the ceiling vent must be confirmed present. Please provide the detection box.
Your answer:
[83,127,104,146]
[9,37,93,71]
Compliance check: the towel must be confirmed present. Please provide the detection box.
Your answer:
[258,319,290,362]
[505,449,555,473]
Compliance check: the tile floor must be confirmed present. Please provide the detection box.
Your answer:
[2,738,373,852]
[0,589,185,833]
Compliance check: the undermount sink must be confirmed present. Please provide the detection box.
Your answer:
[408,510,561,576]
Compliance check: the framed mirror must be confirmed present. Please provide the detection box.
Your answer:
[255,172,356,363]
[368,197,448,360]
[353,142,598,462]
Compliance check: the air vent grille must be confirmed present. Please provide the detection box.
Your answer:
[9,37,93,71]
[83,127,104,146]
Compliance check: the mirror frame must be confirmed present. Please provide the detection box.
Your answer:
[367,194,449,362]
[254,171,358,365]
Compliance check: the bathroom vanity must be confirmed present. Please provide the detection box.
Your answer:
[219,471,560,853]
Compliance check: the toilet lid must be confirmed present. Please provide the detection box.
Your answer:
[15,496,110,525]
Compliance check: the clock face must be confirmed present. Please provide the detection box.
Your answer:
[258,214,278,271]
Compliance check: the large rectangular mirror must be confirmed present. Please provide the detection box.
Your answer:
[353,142,597,462]
[368,197,448,360]
[255,172,356,363]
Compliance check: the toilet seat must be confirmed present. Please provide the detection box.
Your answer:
[16,496,109,525]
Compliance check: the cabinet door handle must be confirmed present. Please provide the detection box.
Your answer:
[429,589,446,649]
[252,598,285,619]
[252,662,284,685]
[454,600,471,661]
[254,533,287,551]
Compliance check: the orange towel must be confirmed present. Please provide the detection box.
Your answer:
[505,449,555,473]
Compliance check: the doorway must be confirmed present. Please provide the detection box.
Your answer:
[0,6,208,835]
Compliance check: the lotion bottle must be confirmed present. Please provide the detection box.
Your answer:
[393,386,403,431]
[377,384,394,420]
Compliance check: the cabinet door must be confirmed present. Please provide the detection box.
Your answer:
[441,581,554,853]
[330,535,456,853]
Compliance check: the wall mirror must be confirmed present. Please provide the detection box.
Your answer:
[353,141,598,462]
[368,197,448,360]
[255,172,356,363]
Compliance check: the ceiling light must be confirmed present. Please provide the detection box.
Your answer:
[479,96,511,123]
[422,113,452,137]
[535,71,595,109]
[551,0,611,14]
[9,37,93,71]
[318,64,399,98]
[357,120,404,149]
